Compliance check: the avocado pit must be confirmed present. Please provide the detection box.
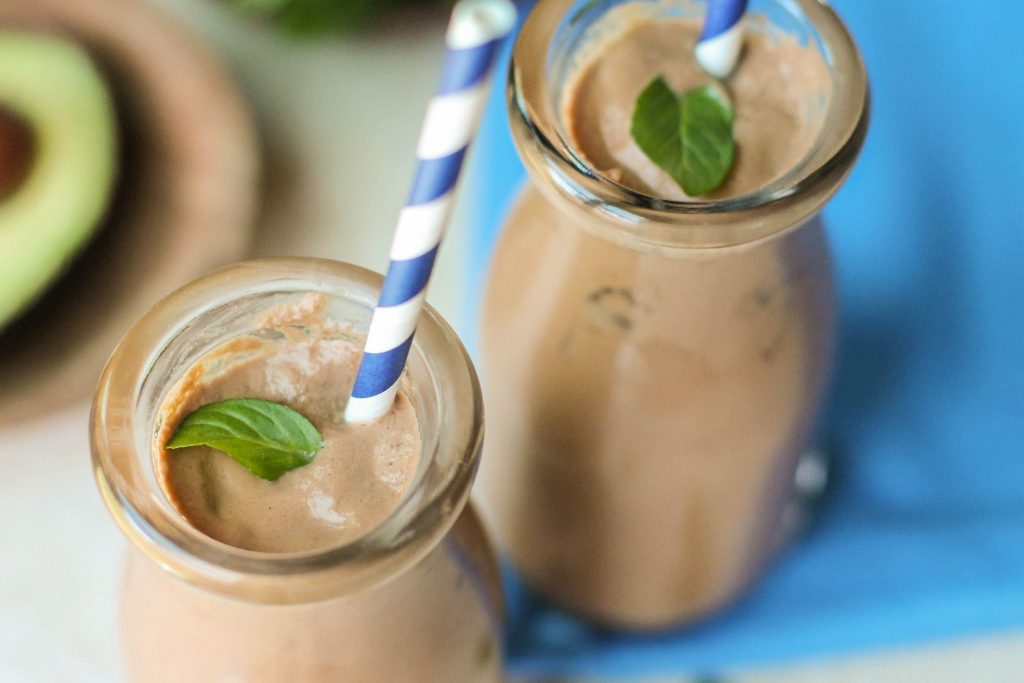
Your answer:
[0,107,33,201]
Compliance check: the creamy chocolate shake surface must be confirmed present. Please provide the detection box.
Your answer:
[565,13,830,199]
[155,294,420,553]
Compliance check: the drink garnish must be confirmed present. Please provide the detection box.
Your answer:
[631,77,736,196]
[167,398,324,481]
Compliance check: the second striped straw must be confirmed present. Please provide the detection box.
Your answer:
[345,0,517,424]
[696,0,749,78]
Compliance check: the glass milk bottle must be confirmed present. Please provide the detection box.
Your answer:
[478,0,868,627]
[91,259,504,681]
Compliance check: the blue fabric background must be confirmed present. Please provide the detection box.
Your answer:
[464,0,1024,677]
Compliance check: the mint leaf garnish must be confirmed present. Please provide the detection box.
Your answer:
[167,398,324,481]
[631,77,736,196]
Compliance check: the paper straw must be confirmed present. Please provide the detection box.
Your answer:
[344,0,516,424]
[695,0,748,78]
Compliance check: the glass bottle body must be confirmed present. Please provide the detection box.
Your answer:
[482,186,833,625]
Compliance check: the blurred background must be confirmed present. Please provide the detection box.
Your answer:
[0,0,1021,681]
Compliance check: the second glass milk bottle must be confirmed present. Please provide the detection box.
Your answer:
[478,0,868,628]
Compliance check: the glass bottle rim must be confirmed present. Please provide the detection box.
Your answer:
[509,0,870,248]
[90,258,483,603]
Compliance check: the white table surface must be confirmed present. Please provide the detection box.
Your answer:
[1,1,1022,681]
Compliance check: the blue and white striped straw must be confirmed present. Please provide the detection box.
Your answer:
[345,0,516,424]
[695,0,749,78]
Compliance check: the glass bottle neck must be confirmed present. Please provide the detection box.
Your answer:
[91,258,483,604]
[509,0,869,251]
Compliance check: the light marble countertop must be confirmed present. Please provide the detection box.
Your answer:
[1,1,1021,681]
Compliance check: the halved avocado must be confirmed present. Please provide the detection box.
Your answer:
[0,32,117,328]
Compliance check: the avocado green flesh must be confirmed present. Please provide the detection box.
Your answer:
[0,32,118,329]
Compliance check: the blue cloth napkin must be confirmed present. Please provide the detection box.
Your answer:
[463,0,1024,677]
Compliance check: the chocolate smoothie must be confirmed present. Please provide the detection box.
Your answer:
[478,0,863,628]
[156,294,420,554]
[565,15,829,199]
[113,291,502,682]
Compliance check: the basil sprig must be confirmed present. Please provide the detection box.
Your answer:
[167,398,324,481]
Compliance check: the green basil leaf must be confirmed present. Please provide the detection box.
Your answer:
[631,77,736,196]
[167,398,324,482]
